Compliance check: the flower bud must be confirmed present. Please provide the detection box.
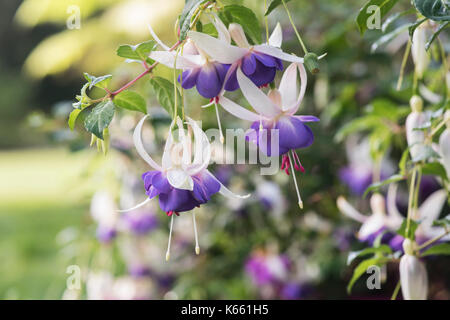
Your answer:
[411,25,430,79]
[304,52,320,74]
[399,254,428,300]
[409,95,423,113]
[228,23,249,48]
[406,110,427,161]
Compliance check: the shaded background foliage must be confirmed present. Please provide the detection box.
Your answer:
[0,0,448,299]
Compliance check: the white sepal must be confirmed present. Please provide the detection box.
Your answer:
[400,254,428,300]
[133,116,163,171]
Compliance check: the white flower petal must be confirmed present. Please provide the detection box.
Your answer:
[218,96,262,122]
[439,129,450,179]
[117,198,151,213]
[386,184,405,229]
[418,189,447,229]
[167,169,194,191]
[205,170,250,199]
[188,31,247,64]
[229,23,250,48]
[285,63,307,114]
[162,120,176,169]
[336,196,368,224]
[253,44,304,63]
[237,68,280,118]
[133,116,163,171]
[149,51,202,69]
[176,117,191,168]
[186,117,211,175]
[148,24,170,51]
[210,12,231,44]
[268,22,282,48]
[279,63,298,110]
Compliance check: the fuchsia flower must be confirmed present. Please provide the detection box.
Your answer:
[218,63,319,208]
[120,115,249,260]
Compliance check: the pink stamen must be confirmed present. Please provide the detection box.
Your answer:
[293,151,305,173]
[166,211,180,217]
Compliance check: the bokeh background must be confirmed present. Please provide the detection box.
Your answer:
[0,0,448,299]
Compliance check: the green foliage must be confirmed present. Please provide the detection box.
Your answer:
[421,243,450,257]
[371,24,409,52]
[426,21,449,50]
[412,0,450,21]
[363,174,405,197]
[116,41,157,63]
[397,219,419,240]
[347,257,391,293]
[179,0,207,41]
[84,100,115,139]
[432,216,450,228]
[219,5,262,44]
[356,0,399,35]
[421,162,448,181]
[149,77,182,117]
[83,73,112,90]
[265,0,292,16]
[113,91,147,114]
[347,245,393,266]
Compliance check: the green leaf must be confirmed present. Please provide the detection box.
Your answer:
[116,40,157,62]
[113,91,147,114]
[334,115,381,142]
[371,24,409,52]
[396,219,419,240]
[149,76,181,117]
[432,216,450,228]
[413,0,450,21]
[265,0,292,16]
[381,9,415,32]
[222,5,262,44]
[84,101,115,140]
[421,162,448,181]
[363,174,405,198]
[201,23,219,38]
[83,73,112,90]
[356,0,399,35]
[347,257,391,294]
[179,0,206,41]
[347,245,393,266]
[421,243,450,257]
[425,21,450,50]
[408,18,428,38]
[68,109,82,130]
[399,147,411,176]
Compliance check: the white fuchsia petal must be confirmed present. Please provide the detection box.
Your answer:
[418,189,447,229]
[149,51,203,69]
[253,44,304,63]
[186,117,211,175]
[167,169,194,191]
[162,120,176,170]
[228,23,250,48]
[188,31,247,64]
[210,12,231,44]
[285,63,307,114]
[268,22,282,48]
[205,170,250,199]
[147,24,170,51]
[218,96,262,122]
[279,63,298,110]
[133,116,163,171]
[336,196,367,223]
[236,68,280,118]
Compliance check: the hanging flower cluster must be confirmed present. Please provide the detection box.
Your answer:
[71,2,322,261]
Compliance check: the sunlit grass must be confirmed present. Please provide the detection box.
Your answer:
[0,148,91,299]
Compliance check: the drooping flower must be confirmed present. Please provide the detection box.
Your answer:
[121,209,158,235]
[188,21,305,91]
[218,63,318,208]
[399,239,428,300]
[411,24,430,79]
[148,15,231,99]
[406,95,429,161]
[90,191,119,243]
[120,115,249,259]
[437,110,450,180]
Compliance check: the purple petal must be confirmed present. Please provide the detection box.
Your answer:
[196,64,222,98]
[224,66,239,91]
[180,68,199,89]
[295,115,320,122]
[276,116,314,151]
[151,171,172,194]
[158,188,200,213]
[192,171,220,202]
[246,60,277,87]
[214,63,230,84]
[242,54,256,75]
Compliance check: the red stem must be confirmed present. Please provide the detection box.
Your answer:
[110,40,182,97]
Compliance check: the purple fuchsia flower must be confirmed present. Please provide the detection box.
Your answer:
[120,116,249,260]
[148,15,231,100]
[245,250,290,287]
[90,191,119,244]
[188,21,306,91]
[121,210,158,235]
[218,63,318,208]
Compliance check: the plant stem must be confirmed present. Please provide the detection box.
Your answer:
[397,40,411,91]
[412,166,422,220]
[264,0,269,43]
[405,166,418,238]
[281,0,308,54]
[391,279,401,300]
[418,228,450,251]
[111,41,182,97]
